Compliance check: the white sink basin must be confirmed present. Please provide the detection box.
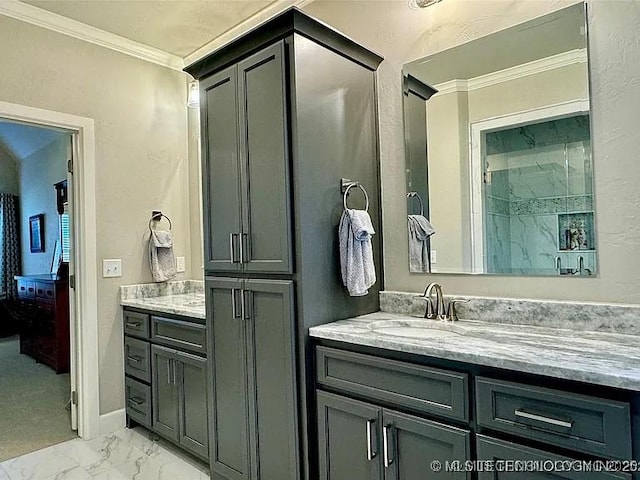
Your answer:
[367,319,466,338]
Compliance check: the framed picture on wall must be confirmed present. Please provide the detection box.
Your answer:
[29,214,45,253]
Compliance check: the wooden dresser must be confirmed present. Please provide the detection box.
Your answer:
[15,274,69,374]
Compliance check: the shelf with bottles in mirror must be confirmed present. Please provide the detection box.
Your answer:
[557,212,595,252]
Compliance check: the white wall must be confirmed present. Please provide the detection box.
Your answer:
[0,15,191,414]
[18,135,68,275]
[304,0,640,304]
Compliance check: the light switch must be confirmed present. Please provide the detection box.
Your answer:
[176,256,186,273]
[102,259,122,278]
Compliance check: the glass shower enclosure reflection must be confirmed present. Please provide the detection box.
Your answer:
[483,114,596,275]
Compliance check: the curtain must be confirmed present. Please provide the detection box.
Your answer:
[0,193,21,298]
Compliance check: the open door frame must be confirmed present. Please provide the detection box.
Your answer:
[0,101,100,439]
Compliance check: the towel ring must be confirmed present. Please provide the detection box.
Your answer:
[407,191,424,216]
[149,212,172,231]
[343,182,369,212]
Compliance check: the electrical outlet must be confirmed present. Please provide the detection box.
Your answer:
[430,250,437,264]
[176,256,186,273]
[102,259,122,278]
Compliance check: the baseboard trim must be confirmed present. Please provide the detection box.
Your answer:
[99,408,126,436]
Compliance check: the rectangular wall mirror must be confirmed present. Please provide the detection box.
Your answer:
[403,3,594,277]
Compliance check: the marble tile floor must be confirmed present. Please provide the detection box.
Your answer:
[0,427,209,480]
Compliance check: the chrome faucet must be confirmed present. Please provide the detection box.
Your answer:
[423,282,469,321]
[422,282,447,320]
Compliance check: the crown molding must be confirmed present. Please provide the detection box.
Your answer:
[0,0,184,71]
[435,49,587,96]
[184,0,316,68]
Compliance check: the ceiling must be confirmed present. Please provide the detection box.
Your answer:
[22,0,281,58]
[0,121,68,162]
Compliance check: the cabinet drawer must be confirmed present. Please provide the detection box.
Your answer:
[477,435,631,480]
[124,337,151,383]
[475,377,631,460]
[123,311,150,339]
[316,346,468,422]
[17,280,35,299]
[125,377,152,428]
[151,316,206,355]
[35,282,55,303]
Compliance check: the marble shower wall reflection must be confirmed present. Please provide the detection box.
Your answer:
[485,115,595,275]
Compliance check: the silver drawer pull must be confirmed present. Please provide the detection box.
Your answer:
[514,409,573,429]
[126,322,141,328]
[366,419,376,461]
[383,425,393,468]
[127,356,141,364]
[128,397,144,406]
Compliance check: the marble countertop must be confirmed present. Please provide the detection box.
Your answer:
[121,293,205,319]
[309,312,640,391]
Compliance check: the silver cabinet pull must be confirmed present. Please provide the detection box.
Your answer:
[383,425,393,468]
[230,233,241,263]
[128,397,144,406]
[173,360,178,386]
[242,289,252,320]
[514,409,573,429]
[125,322,141,328]
[231,289,241,319]
[241,233,250,264]
[127,356,141,364]
[366,419,376,461]
[166,359,172,384]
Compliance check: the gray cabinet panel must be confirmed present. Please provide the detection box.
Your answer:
[238,42,292,274]
[207,278,250,480]
[476,377,631,460]
[124,336,151,383]
[177,350,209,459]
[383,410,470,480]
[245,279,297,480]
[124,311,150,339]
[151,316,207,355]
[151,344,179,442]
[200,66,242,272]
[317,391,382,480]
[316,346,468,422]
[125,377,151,428]
[476,435,631,480]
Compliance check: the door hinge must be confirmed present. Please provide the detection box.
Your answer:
[67,159,73,174]
[483,171,492,184]
[72,390,78,405]
[70,274,75,289]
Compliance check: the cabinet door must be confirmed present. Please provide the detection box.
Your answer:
[237,42,292,274]
[151,344,179,442]
[200,66,242,272]
[476,435,630,480]
[382,409,470,480]
[244,279,297,480]
[317,390,382,480]
[176,350,208,459]
[206,278,250,480]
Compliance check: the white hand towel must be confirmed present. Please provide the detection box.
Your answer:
[339,209,376,296]
[408,215,435,273]
[149,230,177,282]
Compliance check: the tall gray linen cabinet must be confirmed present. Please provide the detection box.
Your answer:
[184,9,383,480]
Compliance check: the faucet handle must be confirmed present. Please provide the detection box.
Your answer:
[446,299,469,322]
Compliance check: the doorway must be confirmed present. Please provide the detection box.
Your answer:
[0,120,76,460]
[0,101,100,450]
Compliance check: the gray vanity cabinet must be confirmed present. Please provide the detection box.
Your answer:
[317,391,470,480]
[206,277,297,480]
[200,42,292,275]
[151,344,209,459]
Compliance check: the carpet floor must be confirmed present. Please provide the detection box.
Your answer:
[0,335,77,462]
